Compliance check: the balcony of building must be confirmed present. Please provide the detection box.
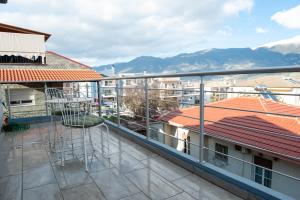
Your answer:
[1,66,300,200]
[0,121,241,200]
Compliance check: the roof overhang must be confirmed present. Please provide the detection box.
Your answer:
[0,22,51,41]
[0,69,102,83]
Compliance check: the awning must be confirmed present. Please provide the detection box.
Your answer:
[0,32,45,58]
[0,69,102,83]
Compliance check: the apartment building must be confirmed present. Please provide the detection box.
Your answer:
[0,23,101,119]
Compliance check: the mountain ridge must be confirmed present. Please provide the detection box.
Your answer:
[95,47,300,74]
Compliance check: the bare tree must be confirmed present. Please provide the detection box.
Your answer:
[123,80,179,119]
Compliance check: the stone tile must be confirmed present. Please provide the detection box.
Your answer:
[173,174,241,200]
[89,155,113,173]
[0,133,20,151]
[120,192,150,200]
[142,156,190,182]
[23,183,62,200]
[52,160,93,189]
[0,149,22,178]
[125,168,182,200]
[90,168,140,200]
[110,151,145,174]
[0,174,22,200]
[119,192,150,200]
[165,192,196,200]
[23,164,56,189]
[123,144,157,161]
[62,183,105,200]
[22,149,49,169]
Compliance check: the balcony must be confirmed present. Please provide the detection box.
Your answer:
[1,66,300,200]
[0,121,241,200]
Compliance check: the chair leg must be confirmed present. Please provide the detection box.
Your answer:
[83,128,88,172]
[104,124,110,158]
[60,130,65,167]
[88,128,95,166]
[49,115,53,150]
[70,127,74,159]
[99,123,110,158]
[88,128,94,150]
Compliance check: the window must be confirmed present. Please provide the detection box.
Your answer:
[9,89,35,106]
[215,143,228,162]
[126,80,131,85]
[254,156,272,188]
[183,136,191,155]
[104,90,112,96]
[235,145,242,151]
[104,81,113,86]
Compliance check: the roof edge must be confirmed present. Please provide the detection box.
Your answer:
[46,51,92,69]
[0,22,51,41]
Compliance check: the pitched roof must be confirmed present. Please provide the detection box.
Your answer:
[160,97,300,162]
[46,51,91,69]
[0,69,102,83]
[0,22,51,41]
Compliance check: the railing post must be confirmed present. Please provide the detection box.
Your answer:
[199,76,205,163]
[86,82,89,98]
[6,85,11,119]
[116,80,121,127]
[181,86,184,108]
[97,81,102,117]
[145,78,150,139]
[44,82,48,116]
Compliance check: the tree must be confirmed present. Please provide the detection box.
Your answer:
[122,80,179,119]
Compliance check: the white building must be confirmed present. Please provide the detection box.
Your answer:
[206,75,300,106]
[156,97,300,199]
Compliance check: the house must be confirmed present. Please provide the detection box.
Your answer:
[205,75,300,105]
[0,23,102,119]
[158,97,300,199]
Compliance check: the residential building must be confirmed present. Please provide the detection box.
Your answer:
[0,23,101,119]
[158,97,300,199]
[206,75,300,105]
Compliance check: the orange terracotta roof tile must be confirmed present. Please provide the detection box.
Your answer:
[160,97,300,162]
[0,69,102,83]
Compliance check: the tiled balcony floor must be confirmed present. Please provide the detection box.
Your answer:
[0,122,241,200]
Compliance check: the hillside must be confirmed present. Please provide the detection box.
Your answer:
[95,47,300,74]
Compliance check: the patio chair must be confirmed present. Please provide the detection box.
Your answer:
[45,88,65,152]
[47,88,110,172]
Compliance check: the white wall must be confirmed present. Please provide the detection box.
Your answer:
[280,88,300,106]
[271,157,300,199]
[162,123,300,199]
[207,138,253,179]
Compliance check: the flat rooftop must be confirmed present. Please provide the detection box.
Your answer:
[0,122,241,200]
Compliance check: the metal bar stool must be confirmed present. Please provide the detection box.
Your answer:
[47,88,110,172]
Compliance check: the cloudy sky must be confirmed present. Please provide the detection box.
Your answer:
[0,0,300,66]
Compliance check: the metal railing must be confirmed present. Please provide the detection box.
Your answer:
[1,66,300,198]
[95,66,300,199]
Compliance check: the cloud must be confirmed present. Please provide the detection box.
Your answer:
[222,0,253,15]
[217,26,233,36]
[255,27,268,34]
[271,4,300,29]
[0,0,253,66]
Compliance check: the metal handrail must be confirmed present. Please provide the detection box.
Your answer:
[100,66,300,80]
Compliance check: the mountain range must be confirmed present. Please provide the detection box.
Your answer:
[95,35,300,74]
